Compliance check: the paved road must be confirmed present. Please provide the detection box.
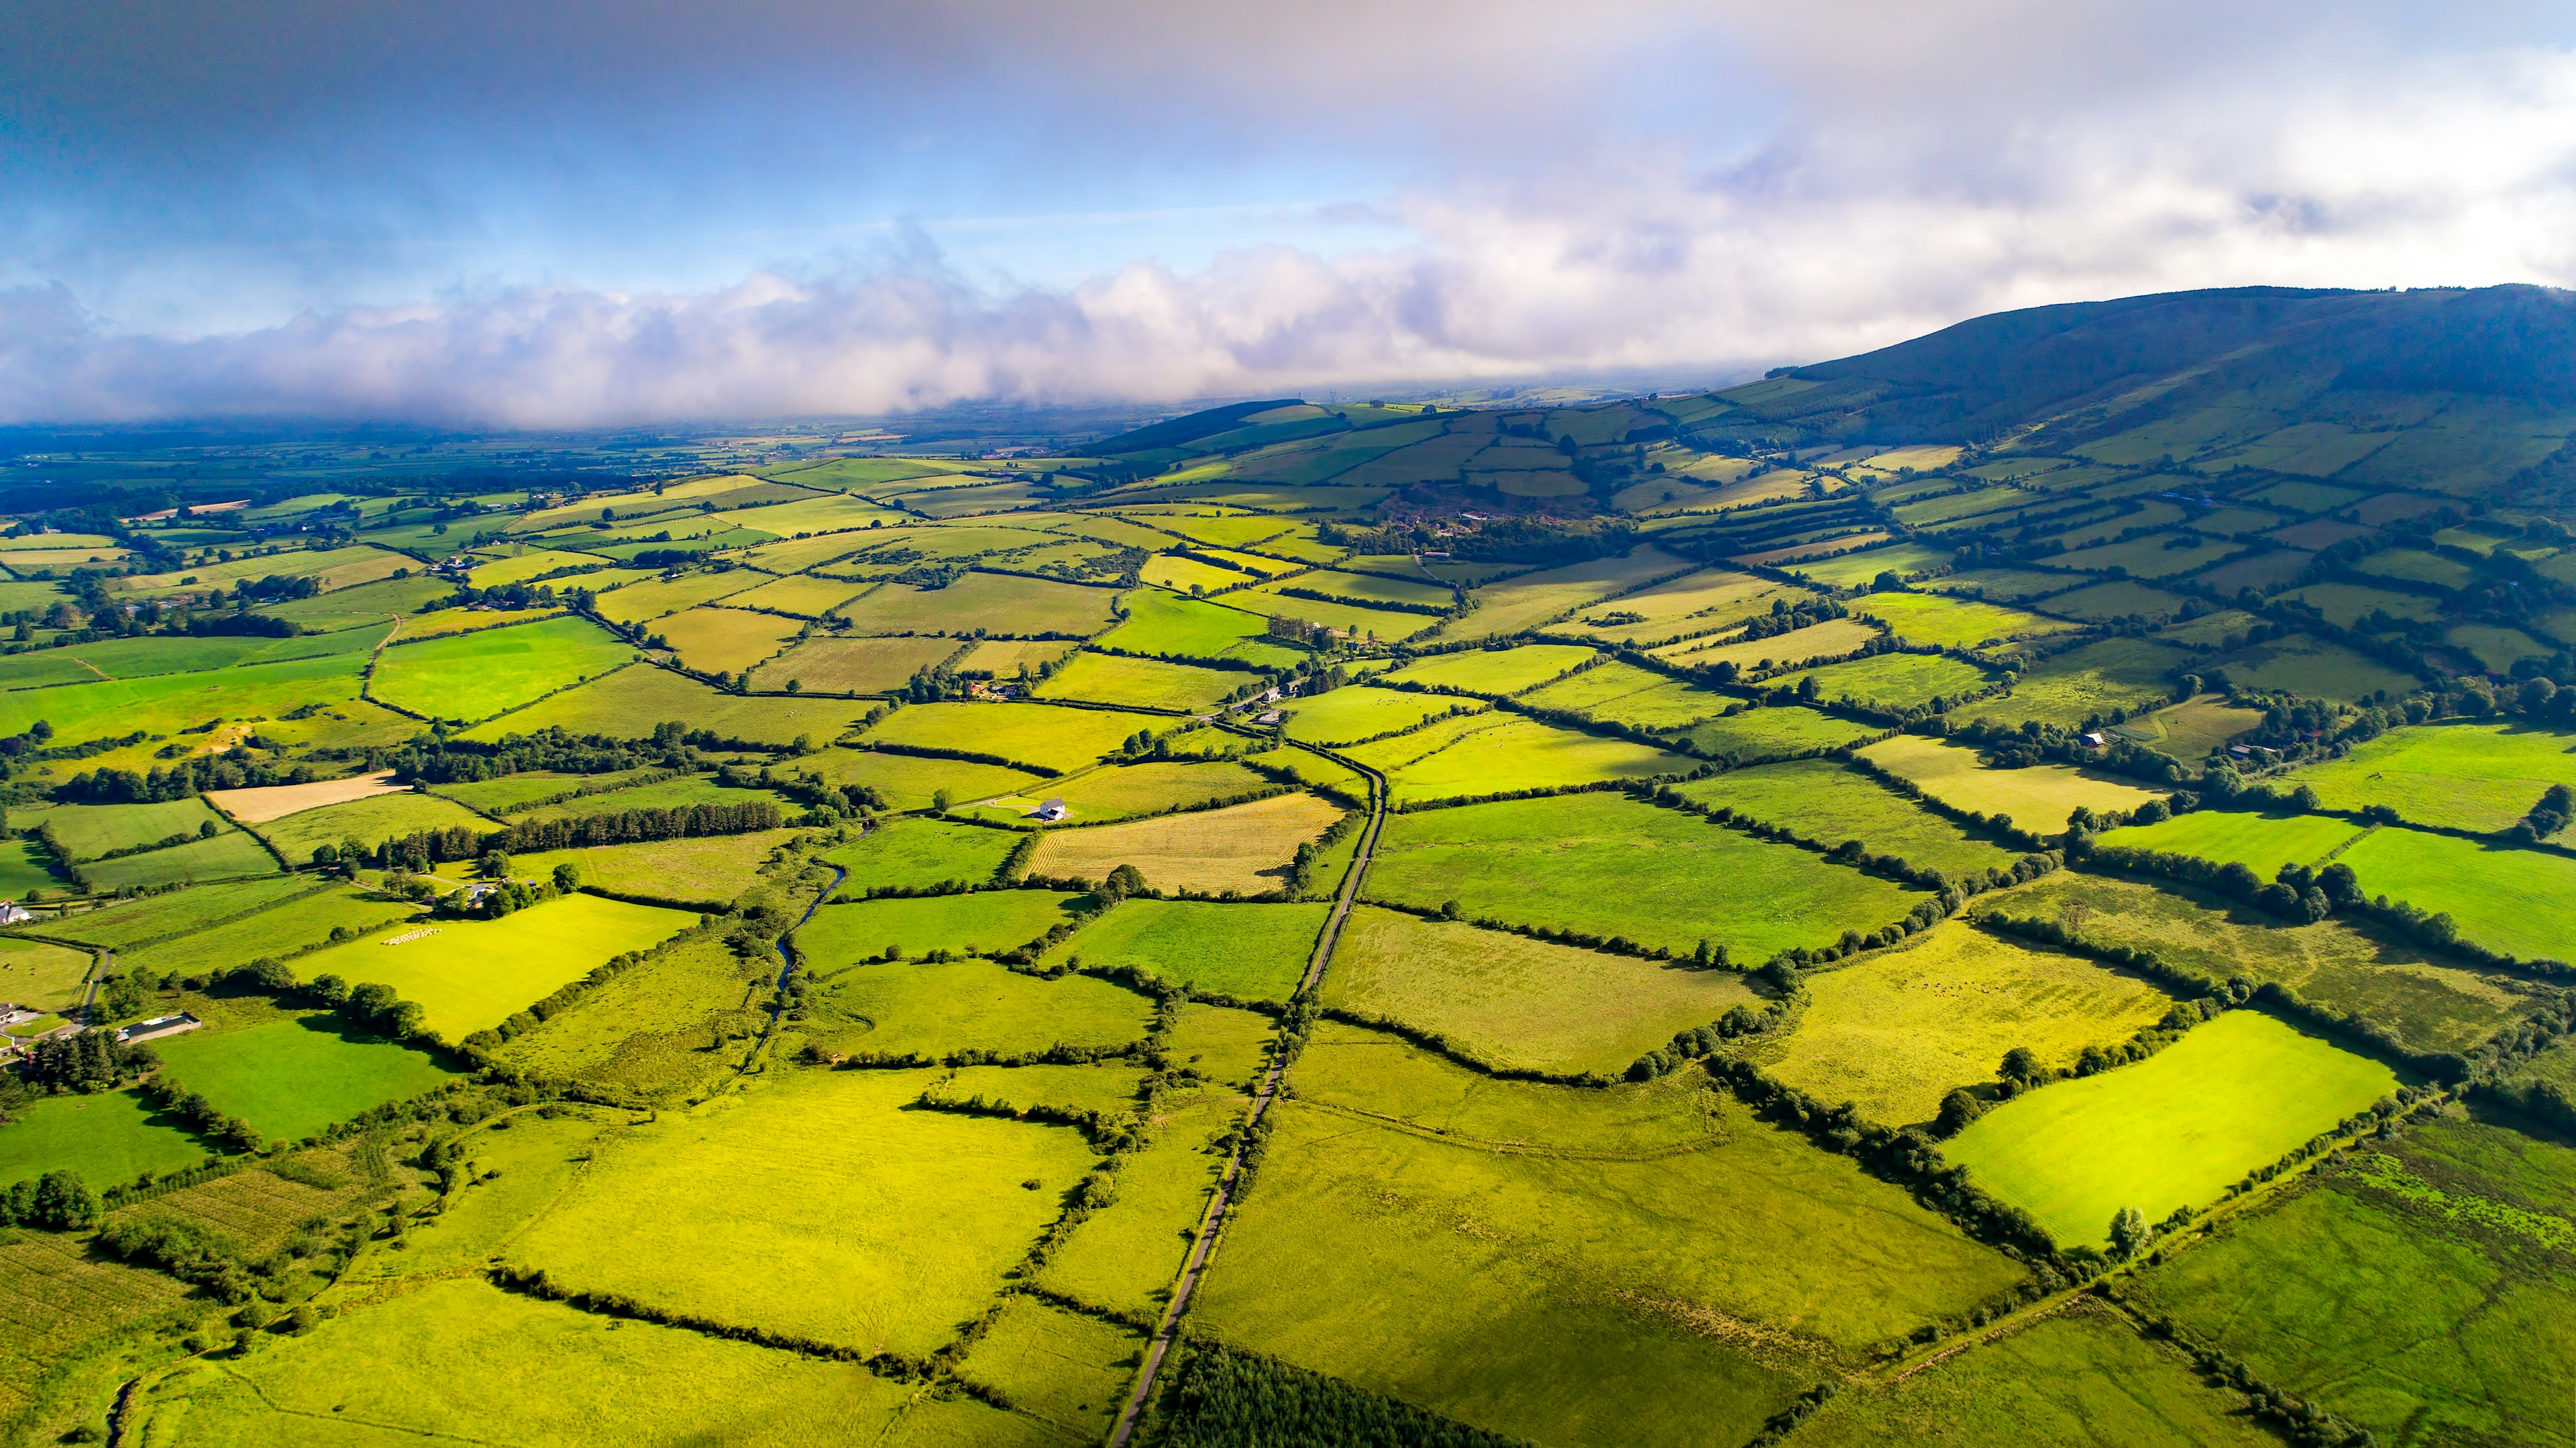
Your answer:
[1106,755,1388,1447]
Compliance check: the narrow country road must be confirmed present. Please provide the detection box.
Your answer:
[1106,754,1388,1447]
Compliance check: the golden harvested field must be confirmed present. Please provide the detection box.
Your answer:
[205,768,409,823]
[1026,790,1347,894]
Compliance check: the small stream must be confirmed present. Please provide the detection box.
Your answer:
[750,862,847,1064]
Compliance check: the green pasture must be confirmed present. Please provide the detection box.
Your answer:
[1242,581,1442,641]
[1521,660,1733,729]
[2041,578,2196,625]
[1960,637,2191,729]
[591,568,764,623]
[492,934,767,1099]
[722,571,874,619]
[1786,541,1955,587]
[1030,650,1243,711]
[31,796,227,860]
[1676,758,2021,879]
[859,701,1171,774]
[938,1062,1146,1119]
[1376,643,1596,696]
[0,649,368,747]
[288,893,692,1042]
[1855,590,2080,652]
[2129,1114,2576,1447]
[1096,586,1303,667]
[122,884,420,981]
[1542,568,1782,645]
[154,1015,456,1141]
[2337,825,2576,963]
[828,571,1117,639]
[1996,872,2532,1059]
[2097,809,2366,872]
[1781,650,1990,711]
[2208,633,2419,703]
[2055,533,2247,578]
[1049,898,1327,1002]
[1197,1027,2022,1447]
[0,938,92,1013]
[802,747,1044,813]
[0,837,64,898]
[957,1296,1143,1445]
[0,1088,205,1190]
[1368,792,1924,960]
[1943,1011,2398,1248]
[1277,683,1469,745]
[493,829,797,911]
[1859,734,2166,831]
[35,874,313,949]
[1442,547,1690,637]
[462,663,871,744]
[0,622,386,693]
[2357,548,2480,590]
[1668,703,1876,760]
[1795,1302,2276,1448]
[1927,568,2099,603]
[1353,714,1691,805]
[370,615,633,723]
[1757,922,2178,1126]
[1657,615,1880,674]
[2282,720,2576,833]
[511,774,786,824]
[650,606,804,675]
[80,831,280,890]
[796,890,1085,968]
[258,790,492,860]
[1037,1083,1238,1316]
[2113,692,2265,760]
[802,948,1155,1064]
[126,1274,958,1447]
[822,819,1018,896]
[1026,758,1278,822]
[1322,904,1755,1076]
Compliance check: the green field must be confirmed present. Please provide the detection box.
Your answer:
[119,883,419,980]
[0,623,386,692]
[1521,661,1735,729]
[25,798,227,862]
[2128,1113,2576,1447]
[153,1015,458,1140]
[859,700,1172,773]
[747,633,961,694]
[1676,759,2022,878]
[0,937,93,1012]
[1668,702,1877,760]
[2282,721,2576,833]
[794,889,1087,964]
[1321,904,1756,1076]
[1277,682,1470,744]
[0,1087,205,1190]
[286,893,695,1041]
[804,746,1044,813]
[458,658,871,744]
[1752,922,2179,1125]
[822,818,1018,894]
[0,646,372,750]
[2208,632,2420,703]
[125,1275,969,1447]
[1367,792,1925,959]
[1197,1024,2023,1447]
[1036,1082,1239,1315]
[1958,637,2190,729]
[1030,650,1246,711]
[1095,586,1303,666]
[0,837,64,898]
[1002,758,1277,823]
[80,830,281,890]
[492,933,768,1098]
[1794,1302,2276,1447]
[2337,825,2576,963]
[2096,808,2365,872]
[1861,733,2167,832]
[1854,590,2082,651]
[1349,713,1692,805]
[802,953,1155,1062]
[257,789,494,860]
[1050,897,1327,1002]
[370,615,635,722]
[1780,650,1992,711]
[508,774,787,824]
[1440,548,1690,637]
[1995,872,2532,1058]
[493,829,798,911]
[1376,643,1597,696]
[1943,1010,2398,1248]
[650,605,806,674]
[836,570,1120,636]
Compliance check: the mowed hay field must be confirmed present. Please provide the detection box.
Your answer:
[1992,872,2532,1058]
[2096,809,2367,872]
[1197,1025,2024,1448]
[286,894,695,1041]
[1052,898,1328,1002]
[2281,720,2576,832]
[501,1068,1098,1357]
[1367,792,1925,960]
[1943,1011,2399,1249]
[1861,733,2167,831]
[1750,923,2180,1127]
[1027,790,1346,894]
[369,615,635,722]
[1320,904,1756,1076]
[2127,1113,2576,1448]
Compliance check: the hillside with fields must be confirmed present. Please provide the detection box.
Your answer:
[0,285,2571,1447]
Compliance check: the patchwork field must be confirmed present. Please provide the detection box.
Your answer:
[1676,758,2023,878]
[496,829,800,910]
[1375,642,1597,696]
[1752,922,2180,1126]
[1350,713,1693,805]
[1368,792,1925,959]
[370,614,635,723]
[1960,637,2191,729]
[1277,682,1470,744]
[1030,650,1245,711]
[745,633,959,693]
[858,700,1171,773]
[257,788,494,860]
[822,817,1018,894]
[286,893,696,1041]
[1026,789,1345,894]
[1860,733,2167,831]
[2282,720,2576,833]
[801,955,1155,1061]
[153,1014,457,1140]
[1944,1010,2399,1248]
[1052,897,1329,1002]
[794,889,1087,964]
[1321,904,1756,1076]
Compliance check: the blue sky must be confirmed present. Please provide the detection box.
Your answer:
[2,0,2573,425]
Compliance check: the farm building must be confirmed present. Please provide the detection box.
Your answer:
[118,1013,203,1043]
